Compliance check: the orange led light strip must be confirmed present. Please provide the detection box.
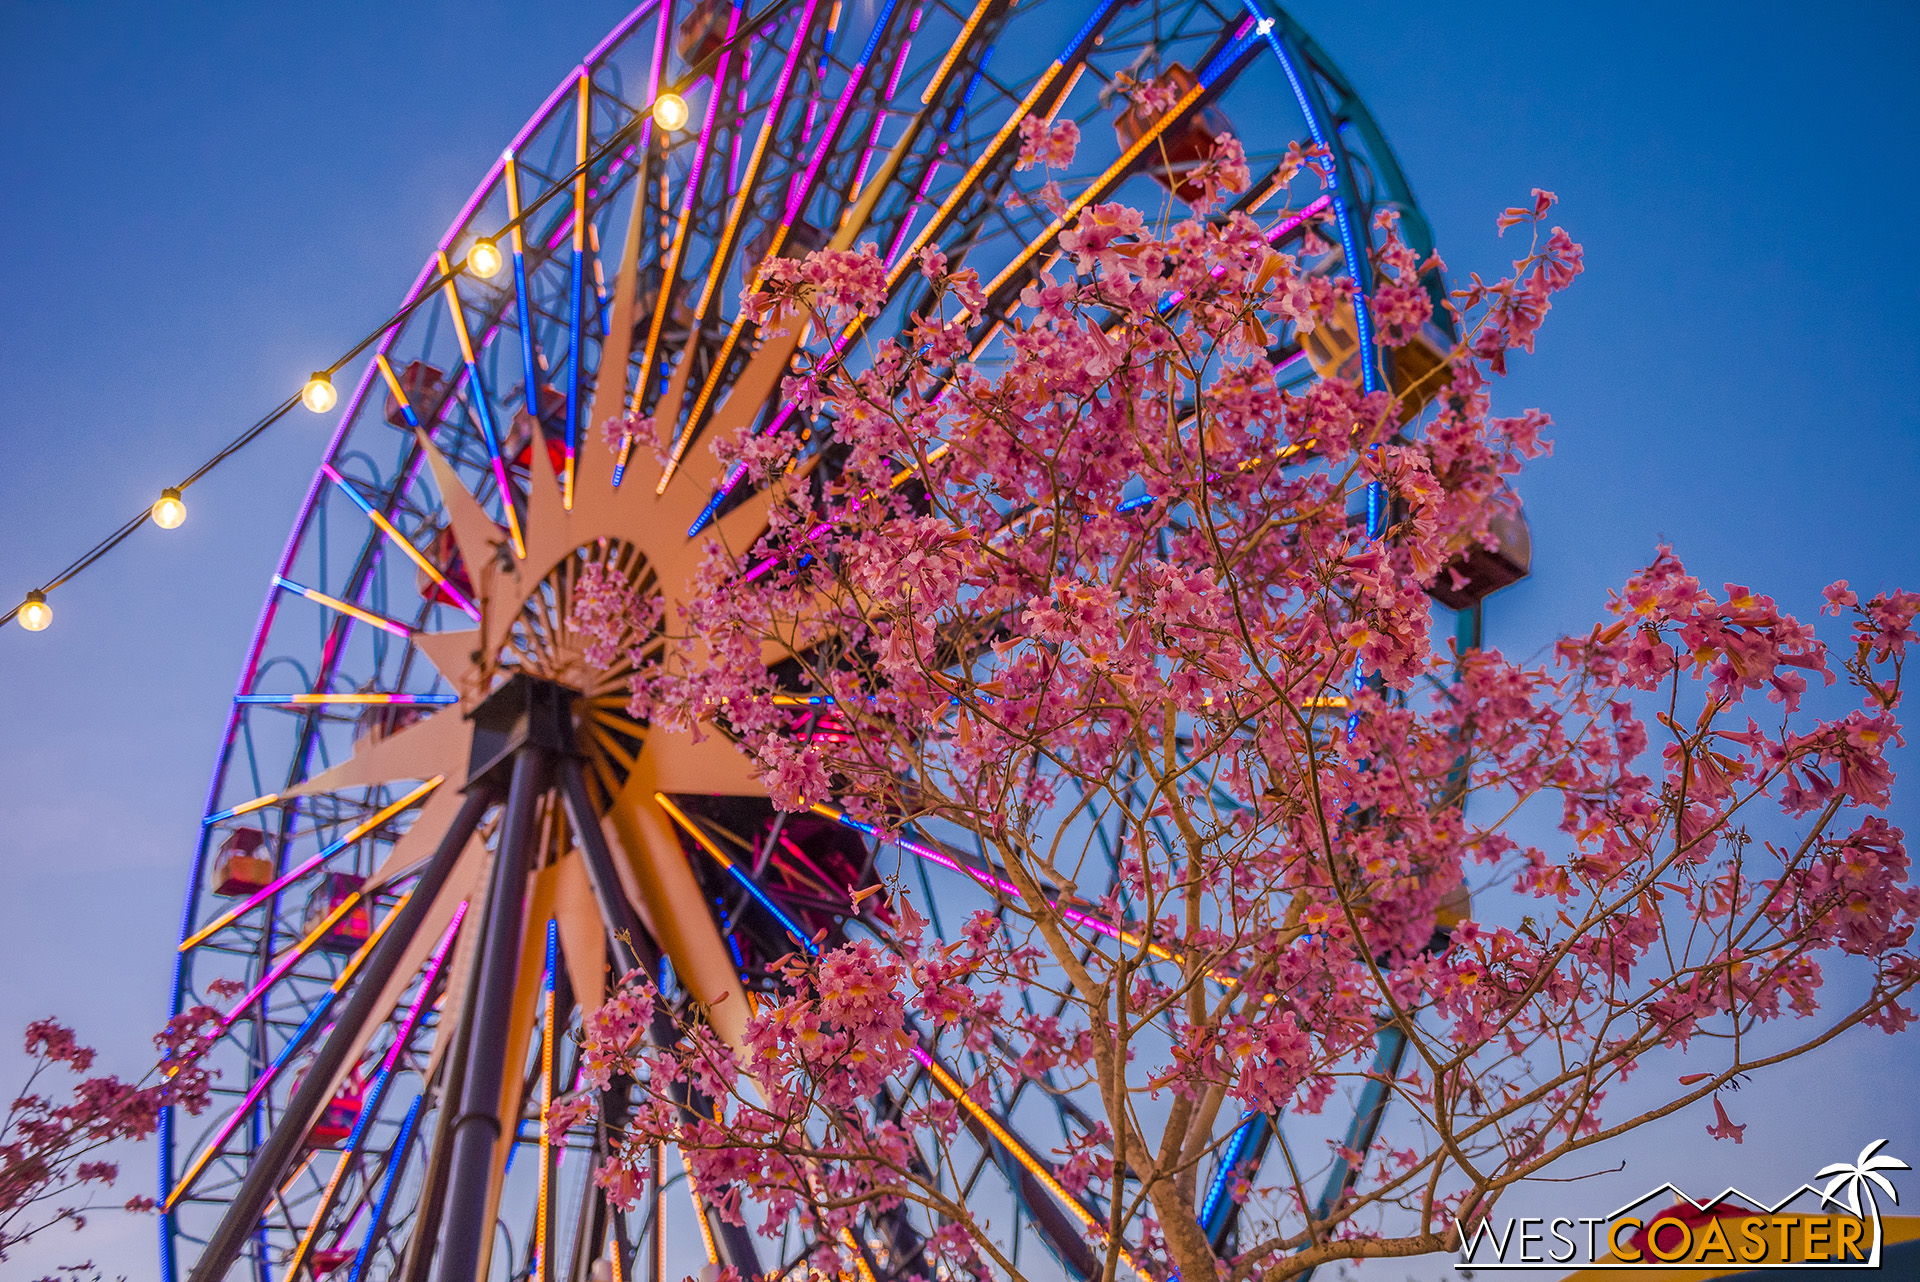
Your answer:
[689,1173,722,1265]
[913,1046,1142,1276]
[203,792,280,824]
[536,918,558,1280]
[276,575,414,639]
[920,0,996,105]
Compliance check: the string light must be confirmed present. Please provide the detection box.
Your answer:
[17,591,51,632]
[302,372,338,414]
[468,237,504,279]
[651,92,690,132]
[151,488,187,530]
[0,2,789,633]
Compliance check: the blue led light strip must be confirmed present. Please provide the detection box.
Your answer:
[347,1094,422,1282]
[1199,1112,1260,1233]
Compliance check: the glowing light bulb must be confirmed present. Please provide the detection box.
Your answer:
[303,372,337,414]
[468,238,504,279]
[152,487,186,530]
[17,590,51,632]
[652,92,690,133]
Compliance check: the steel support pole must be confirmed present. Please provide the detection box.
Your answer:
[554,756,760,1278]
[556,756,652,976]
[187,783,497,1282]
[435,746,551,1282]
[400,796,509,1282]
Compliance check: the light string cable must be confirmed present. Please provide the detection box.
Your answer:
[1,0,790,630]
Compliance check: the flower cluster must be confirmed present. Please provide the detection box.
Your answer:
[1016,116,1081,171]
[564,182,1912,1282]
[3,1011,220,1261]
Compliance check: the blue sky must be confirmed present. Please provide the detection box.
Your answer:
[1,1,1914,1276]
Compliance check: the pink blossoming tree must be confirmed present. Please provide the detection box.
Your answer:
[568,134,1916,1282]
[2,1008,223,1266]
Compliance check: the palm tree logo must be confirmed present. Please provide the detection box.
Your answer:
[1817,1139,1910,1266]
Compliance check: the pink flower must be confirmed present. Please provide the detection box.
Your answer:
[526,177,1920,1282]
[1057,202,1143,275]
[1015,116,1080,171]
[23,1021,94,1072]
[594,1156,647,1209]
[1705,1096,1746,1143]
[544,1091,592,1136]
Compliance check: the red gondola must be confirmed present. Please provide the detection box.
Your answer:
[382,359,448,429]
[304,1073,366,1149]
[675,0,731,66]
[303,872,372,955]
[1112,65,1234,206]
[505,384,570,475]
[1427,501,1531,611]
[212,828,273,897]
[416,523,477,610]
[310,1247,358,1275]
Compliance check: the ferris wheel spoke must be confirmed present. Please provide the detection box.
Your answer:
[643,0,825,449]
[206,885,410,1046]
[633,15,746,429]
[811,800,1192,973]
[503,151,547,420]
[232,692,457,706]
[322,459,483,622]
[417,428,521,616]
[342,1090,426,1281]
[563,76,595,511]
[473,868,591,1248]
[434,254,528,560]
[271,575,417,641]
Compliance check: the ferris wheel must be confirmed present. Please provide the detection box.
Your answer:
[158,0,1511,1278]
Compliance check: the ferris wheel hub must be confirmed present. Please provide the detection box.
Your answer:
[465,672,581,788]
